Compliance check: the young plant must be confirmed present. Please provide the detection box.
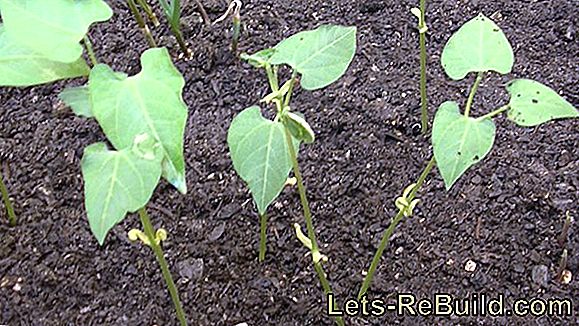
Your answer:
[359,13,578,298]
[0,172,16,226]
[127,0,158,48]
[0,1,189,323]
[411,0,429,133]
[229,25,357,326]
[157,0,192,58]
[213,0,242,53]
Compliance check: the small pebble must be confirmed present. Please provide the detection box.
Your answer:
[531,265,550,287]
[465,259,477,272]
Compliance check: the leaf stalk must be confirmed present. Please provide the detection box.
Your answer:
[465,71,484,117]
[83,35,98,67]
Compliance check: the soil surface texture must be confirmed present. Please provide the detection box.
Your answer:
[1,0,578,325]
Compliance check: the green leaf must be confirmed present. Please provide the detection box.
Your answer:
[81,134,163,245]
[441,13,513,80]
[0,0,113,63]
[0,26,89,86]
[227,106,299,214]
[241,48,276,68]
[432,101,496,190]
[89,48,188,194]
[59,86,92,118]
[285,112,315,144]
[269,25,357,90]
[506,79,578,126]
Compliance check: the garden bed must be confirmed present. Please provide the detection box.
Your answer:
[0,0,577,324]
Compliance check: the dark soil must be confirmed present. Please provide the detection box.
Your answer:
[1,0,577,325]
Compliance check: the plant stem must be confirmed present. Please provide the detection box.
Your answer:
[127,0,158,48]
[281,124,344,326]
[418,0,428,134]
[169,22,191,58]
[464,71,484,117]
[136,0,160,26]
[82,35,98,67]
[283,71,298,108]
[232,15,241,53]
[259,213,267,262]
[476,104,510,121]
[0,171,16,227]
[138,208,187,326]
[358,156,436,299]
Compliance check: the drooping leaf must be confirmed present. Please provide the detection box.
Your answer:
[227,106,299,214]
[0,0,113,63]
[89,48,188,194]
[432,101,496,190]
[241,48,276,68]
[81,134,163,245]
[506,79,578,126]
[0,26,89,86]
[441,13,514,80]
[285,112,315,144]
[59,86,92,117]
[269,25,357,90]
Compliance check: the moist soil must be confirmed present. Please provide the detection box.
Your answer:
[0,0,577,325]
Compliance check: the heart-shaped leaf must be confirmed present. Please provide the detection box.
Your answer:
[227,106,299,214]
[81,135,163,245]
[506,79,578,126]
[0,0,113,63]
[269,25,357,90]
[441,13,513,80]
[59,85,92,117]
[89,48,188,194]
[0,26,89,86]
[432,101,496,190]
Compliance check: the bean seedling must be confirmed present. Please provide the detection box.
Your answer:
[157,0,192,58]
[214,0,243,53]
[411,0,429,133]
[0,1,189,323]
[358,13,578,298]
[228,24,356,326]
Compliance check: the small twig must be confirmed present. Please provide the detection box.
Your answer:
[195,0,211,26]
[556,249,568,282]
[557,211,572,247]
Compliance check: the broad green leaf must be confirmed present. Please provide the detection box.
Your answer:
[432,101,496,190]
[81,135,163,245]
[89,48,188,194]
[441,14,513,80]
[241,48,276,68]
[285,112,315,144]
[0,26,89,86]
[59,86,93,117]
[506,79,578,126]
[269,25,357,90]
[0,0,113,63]
[227,106,299,214]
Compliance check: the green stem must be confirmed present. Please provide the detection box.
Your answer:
[282,124,344,326]
[82,35,98,67]
[464,71,484,117]
[358,156,436,299]
[169,22,191,58]
[476,104,510,121]
[0,171,16,227]
[259,213,267,262]
[138,208,187,326]
[232,15,241,53]
[283,71,298,108]
[418,0,428,134]
[127,0,157,48]
[136,0,160,26]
